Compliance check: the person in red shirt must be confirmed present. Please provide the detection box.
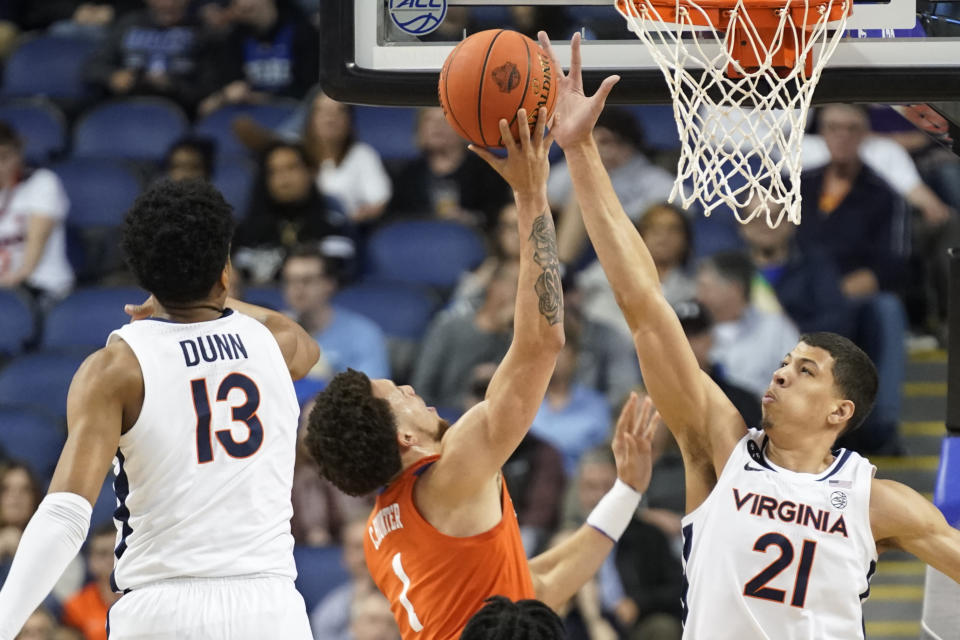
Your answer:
[61,524,121,640]
[307,110,656,640]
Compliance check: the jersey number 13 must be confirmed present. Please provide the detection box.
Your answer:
[190,374,264,463]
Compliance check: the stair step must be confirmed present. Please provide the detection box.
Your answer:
[864,620,921,637]
[904,382,947,397]
[868,584,925,600]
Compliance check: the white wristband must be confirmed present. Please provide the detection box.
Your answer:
[586,478,642,542]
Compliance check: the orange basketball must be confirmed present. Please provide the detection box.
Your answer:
[438,29,557,148]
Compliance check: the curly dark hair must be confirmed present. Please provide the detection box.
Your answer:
[460,596,566,640]
[305,369,401,496]
[121,179,234,305]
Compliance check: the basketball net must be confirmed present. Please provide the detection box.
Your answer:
[616,0,851,226]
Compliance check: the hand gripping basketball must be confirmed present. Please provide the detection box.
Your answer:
[468,107,553,198]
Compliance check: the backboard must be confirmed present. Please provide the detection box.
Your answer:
[320,1,960,118]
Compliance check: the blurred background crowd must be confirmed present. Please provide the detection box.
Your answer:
[0,2,958,639]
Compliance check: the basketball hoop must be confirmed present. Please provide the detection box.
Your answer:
[615,0,851,226]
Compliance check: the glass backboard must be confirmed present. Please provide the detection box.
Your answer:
[320,0,960,138]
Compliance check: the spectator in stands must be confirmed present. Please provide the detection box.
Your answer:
[798,104,909,453]
[673,300,761,428]
[281,245,389,379]
[695,251,800,398]
[561,447,682,640]
[388,108,511,231]
[233,142,354,284]
[309,514,378,640]
[411,261,516,408]
[18,1,139,40]
[14,606,63,640]
[799,104,910,298]
[0,463,41,569]
[577,203,695,341]
[84,0,211,113]
[550,108,675,266]
[61,524,121,640]
[463,362,565,555]
[302,92,392,224]
[448,202,521,314]
[292,397,370,547]
[348,590,401,640]
[161,136,215,183]
[0,122,74,307]
[530,323,611,475]
[197,0,319,116]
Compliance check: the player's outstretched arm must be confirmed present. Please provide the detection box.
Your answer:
[537,32,745,475]
[125,295,321,380]
[0,343,137,638]
[871,479,960,582]
[529,394,656,610]
[431,109,565,498]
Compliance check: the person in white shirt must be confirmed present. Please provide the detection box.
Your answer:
[0,121,73,304]
[304,92,392,223]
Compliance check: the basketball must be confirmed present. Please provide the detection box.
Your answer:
[438,29,557,148]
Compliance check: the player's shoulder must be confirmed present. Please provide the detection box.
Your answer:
[76,338,143,393]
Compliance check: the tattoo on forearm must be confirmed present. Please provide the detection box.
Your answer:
[529,213,563,326]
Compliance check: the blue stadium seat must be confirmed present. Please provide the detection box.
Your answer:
[0,290,34,358]
[213,155,255,218]
[1,36,97,101]
[0,350,88,417]
[54,158,141,228]
[366,220,486,289]
[0,406,66,480]
[353,106,420,161]
[194,101,299,157]
[0,99,67,164]
[243,286,286,311]
[73,98,189,162]
[627,105,682,151]
[43,287,145,350]
[293,545,350,612]
[333,281,438,341]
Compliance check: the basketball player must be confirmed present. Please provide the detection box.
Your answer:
[537,31,960,639]
[0,180,320,639]
[307,110,657,639]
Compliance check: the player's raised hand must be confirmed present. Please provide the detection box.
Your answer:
[124,294,157,321]
[612,392,659,493]
[537,31,620,149]
[468,107,553,198]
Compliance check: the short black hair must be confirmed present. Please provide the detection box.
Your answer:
[800,332,878,435]
[596,107,646,152]
[121,179,234,305]
[700,251,755,302]
[164,135,216,178]
[305,369,401,496]
[460,596,566,640]
[0,120,21,148]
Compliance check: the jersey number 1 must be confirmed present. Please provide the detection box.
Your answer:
[191,374,264,463]
[743,533,817,608]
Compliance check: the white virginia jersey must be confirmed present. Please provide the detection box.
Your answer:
[107,310,300,592]
[681,430,878,640]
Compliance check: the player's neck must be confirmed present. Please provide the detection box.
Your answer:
[154,300,226,324]
[764,434,836,474]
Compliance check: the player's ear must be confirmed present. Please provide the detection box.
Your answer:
[827,399,854,426]
[396,428,418,451]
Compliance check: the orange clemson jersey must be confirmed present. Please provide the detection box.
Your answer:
[364,455,535,640]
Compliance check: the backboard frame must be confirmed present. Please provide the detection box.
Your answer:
[320,0,960,108]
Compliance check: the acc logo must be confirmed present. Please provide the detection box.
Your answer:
[830,491,848,510]
[389,0,447,36]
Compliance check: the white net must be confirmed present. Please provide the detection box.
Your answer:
[616,0,851,226]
